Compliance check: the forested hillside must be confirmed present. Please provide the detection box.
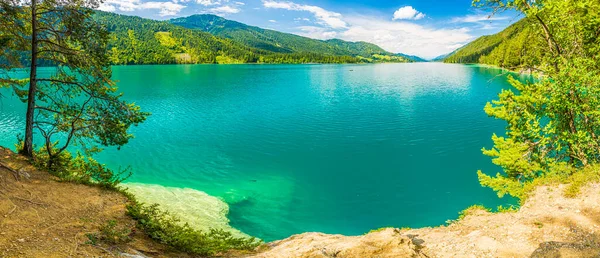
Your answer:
[95,12,265,64]
[169,14,414,63]
[443,18,544,69]
[93,12,418,65]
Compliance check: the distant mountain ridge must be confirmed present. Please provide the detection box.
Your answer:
[442,19,542,69]
[169,14,421,63]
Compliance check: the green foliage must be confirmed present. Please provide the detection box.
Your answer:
[170,14,406,60]
[563,166,600,198]
[458,205,491,220]
[125,201,261,256]
[20,143,132,189]
[444,19,540,68]
[496,205,519,213]
[86,220,132,246]
[475,0,600,201]
[99,12,417,65]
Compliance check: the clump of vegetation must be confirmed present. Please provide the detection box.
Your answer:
[458,205,492,220]
[475,0,600,202]
[125,200,260,256]
[16,142,130,189]
[497,205,519,213]
[86,220,132,246]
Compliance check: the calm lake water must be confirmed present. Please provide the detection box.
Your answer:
[0,63,526,241]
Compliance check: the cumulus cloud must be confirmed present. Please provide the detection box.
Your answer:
[339,16,472,58]
[208,5,241,14]
[197,0,222,6]
[98,0,186,16]
[393,6,425,20]
[263,0,347,29]
[260,1,471,58]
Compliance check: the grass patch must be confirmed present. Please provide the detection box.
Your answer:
[479,164,600,204]
[497,205,519,213]
[458,205,491,220]
[86,220,132,246]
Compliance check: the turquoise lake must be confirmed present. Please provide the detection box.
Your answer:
[0,63,526,241]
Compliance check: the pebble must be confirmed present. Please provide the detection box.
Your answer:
[17,239,25,243]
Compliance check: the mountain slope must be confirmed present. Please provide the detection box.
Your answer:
[95,11,266,64]
[95,12,416,64]
[169,14,417,62]
[443,18,544,68]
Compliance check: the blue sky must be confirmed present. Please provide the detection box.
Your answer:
[97,0,522,59]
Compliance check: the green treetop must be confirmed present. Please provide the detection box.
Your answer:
[475,0,600,199]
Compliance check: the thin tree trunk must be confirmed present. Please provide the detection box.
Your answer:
[20,0,38,158]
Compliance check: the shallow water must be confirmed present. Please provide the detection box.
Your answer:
[0,63,528,241]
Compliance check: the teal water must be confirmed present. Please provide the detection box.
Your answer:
[0,63,525,241]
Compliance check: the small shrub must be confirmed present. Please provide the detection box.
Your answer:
[367,227,391,234]
[497,205,519,213]
[563,167,600,198]
[86,220,132,245]
[458,205,491,220]
[21,143,131,189]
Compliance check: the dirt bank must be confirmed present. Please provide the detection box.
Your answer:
[0,147,189,257]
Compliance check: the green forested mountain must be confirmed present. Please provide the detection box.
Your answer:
[443,19,544,69]
[169,14,415,63]
[95,11,265,64]
[94,12,418,64]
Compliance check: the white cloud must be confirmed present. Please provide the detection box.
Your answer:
[260,1,472,58]
[393,6,425,20]
[234,1,245,5]
[197,0,221,6]
[98,4,116,11]
[269,19,277,22]
[97,0,186,16]
[262,0,347,29]
[208,5,241,14]
[297,26,337,39]
[143,2,186,16]
[451,14,508,23]
[338,16,472,58]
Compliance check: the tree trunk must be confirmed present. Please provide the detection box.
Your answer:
[20,0,38,158]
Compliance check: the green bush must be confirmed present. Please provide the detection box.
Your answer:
[16,141,131,189]
[125,200,260,256]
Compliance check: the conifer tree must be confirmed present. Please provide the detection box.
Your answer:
[474,0,600,198]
